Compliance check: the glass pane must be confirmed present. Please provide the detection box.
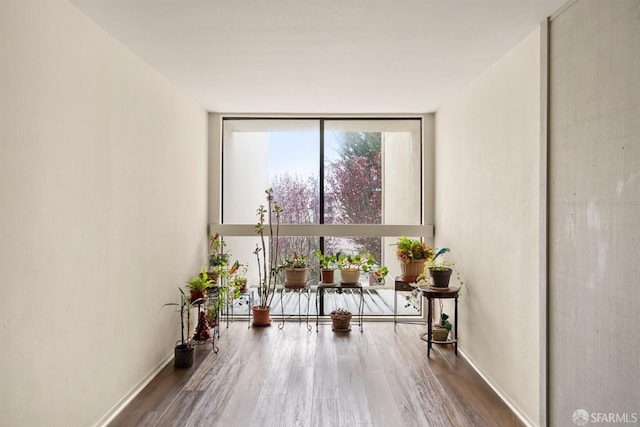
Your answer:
[223,119,320,224]
[275,236,320,282]
[325,236,386,285]
[324,119,422,226]
[221,236,321,285]
[324,129,382,225]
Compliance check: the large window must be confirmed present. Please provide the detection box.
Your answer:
[214,117,430,287]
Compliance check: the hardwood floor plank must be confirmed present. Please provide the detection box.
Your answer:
[281,366,314,427]
[261,339,296,395]
[250,394,286,427]
[313,329,339,399]
[154,389,204,427]
[216,348,262,427]
[311,398,340,427]
[109,322,524,427]
[336,354,373,425]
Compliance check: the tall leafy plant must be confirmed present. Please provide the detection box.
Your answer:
[254,188,282,308]
[164,287,201,348]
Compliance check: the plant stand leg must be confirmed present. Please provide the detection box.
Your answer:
[279,288,285,330]
[454,294,458,355]
[306,287,312,331]
[248,291,253,329]
[427,296,433,357]
[211,324,218,353]
[358,287,364,332]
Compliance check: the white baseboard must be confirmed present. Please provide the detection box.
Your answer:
[94,351,174,427]
[459,349,537,427]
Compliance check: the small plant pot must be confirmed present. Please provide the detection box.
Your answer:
[400,259,427,282]
[252,306,271,326]
[234,278,248,293]
[340,268,360,285]
[431,324,450,341]
[429,267,452,288]
[320,268,335,284]
[174,344,194,369]
[284,268,309,288]
[331,314,352,332]
[190,289,206,303]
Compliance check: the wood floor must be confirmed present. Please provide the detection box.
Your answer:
[109,322,523,427]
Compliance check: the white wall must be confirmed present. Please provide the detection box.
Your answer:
[548,1,640,424]
[435,28,542,425]
[0,2,208,426]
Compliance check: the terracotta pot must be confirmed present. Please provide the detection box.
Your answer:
[320,268,335,284]
[190,289,206,304]
[340,268,360,285]
[284,268,309,288]
[252,306,271,326]
[331,314,352,332]
[400,259,427,282]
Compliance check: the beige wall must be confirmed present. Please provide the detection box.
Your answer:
[0,2,207,426]
[435,28,542,425]
[549,0,640,425]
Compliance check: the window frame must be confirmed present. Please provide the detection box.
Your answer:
[208,114,434,242]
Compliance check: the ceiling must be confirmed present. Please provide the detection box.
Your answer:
[70,0,566,114]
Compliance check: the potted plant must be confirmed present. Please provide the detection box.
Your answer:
[315,250,337,283]
[253,188,282,326]
[416,247,464,289]
[368,265,389,285]
[206,305,219,328]
[393,236,434,282]
[193,309,212,342]
[280,252,309,288]
[427,247,463,288]
[337,250,376,284]
[208,233,230,280]
[187,267,213,303]
[330,308,352,332]
[164,288,201,368]
[429,261,454,288]
[229,261,248,293]
[432,310,452,341]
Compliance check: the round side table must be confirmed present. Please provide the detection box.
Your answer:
[418,286,460,357]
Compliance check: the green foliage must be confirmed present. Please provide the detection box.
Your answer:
[338,250,375,271]
[208,233,228,268]
[416,248,465,288]
[229,262,248,294]
[254,188,282,308]
[439,312,452,331]
[314,250,337,269]
[164,287,201,347]
[336,131,381,161]
[394,236,434,263]
[370,266,389,284]
[187,267,214,292]
[279,252,308,269]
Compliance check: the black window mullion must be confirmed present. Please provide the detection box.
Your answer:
[319,119,325,253]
